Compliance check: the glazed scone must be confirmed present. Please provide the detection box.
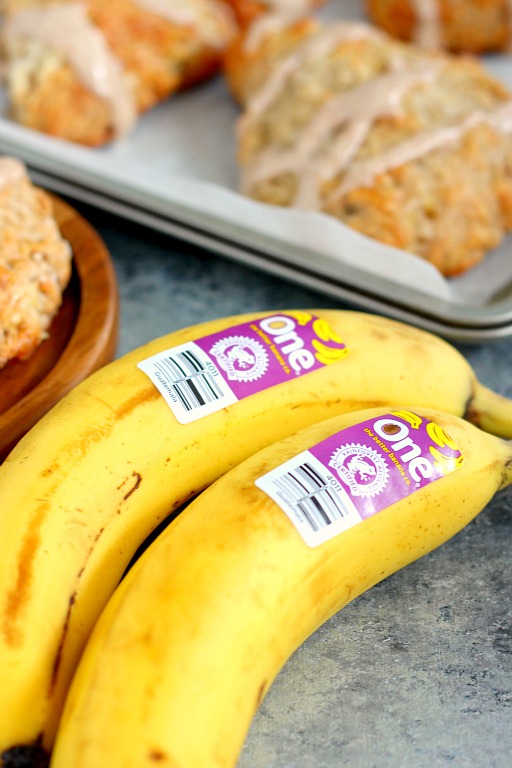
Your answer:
[2,0,237,146]
[227,18,512,277]
[0,157,73,368]
[365,0,512,54]
[224,0,323,28]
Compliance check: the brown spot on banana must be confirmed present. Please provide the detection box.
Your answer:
[41,462,60,477]
[48,527,108,697]
[1,501,48,647]
[117,471,142,501]
[168,486,207,511]
[121,488,210,575]
[76,527,105,579]
[113,384,162,420]
[255,680,267,709]
[48,593,76,697]
[61,387,161,463]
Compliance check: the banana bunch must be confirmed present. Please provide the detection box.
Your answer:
[49,406,512,767]
[0,308,511,763]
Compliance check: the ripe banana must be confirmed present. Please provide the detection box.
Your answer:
[49,406,512,768]
[0,308,511,762]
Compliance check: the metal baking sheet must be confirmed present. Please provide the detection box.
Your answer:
[1,0,512,342]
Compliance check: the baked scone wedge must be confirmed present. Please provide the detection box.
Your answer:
[224,0,324,29]
[365,0,512,54]
[2,0,237,146]
[226,17,512,277]
[0,156,73,368]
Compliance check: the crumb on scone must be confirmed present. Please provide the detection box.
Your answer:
[0,156,73,368]
[228,18,512,277]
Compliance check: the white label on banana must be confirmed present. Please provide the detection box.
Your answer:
[256,450,363,547]
[256,410,464,547]
[137,314,348,423]
[137,341,238,423]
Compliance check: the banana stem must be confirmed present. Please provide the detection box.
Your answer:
[467,383,512,440]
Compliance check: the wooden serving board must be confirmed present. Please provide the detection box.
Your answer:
[0,195,119,461]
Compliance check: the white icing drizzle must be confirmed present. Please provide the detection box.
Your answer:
[409,0,441,49]
[244,13,294,52]
[133,0,202,25]
[132,0,233,48]
[0,157,26,188]
[5,2,137,137]
[241,23,384,126]
[265,0,312,12]
[240,22,512,210]
[242,59,446,209]
[244,0,315,52]
[333,99,512,199]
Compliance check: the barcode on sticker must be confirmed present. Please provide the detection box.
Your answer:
[255,451,362,547]
[137,341,237,423]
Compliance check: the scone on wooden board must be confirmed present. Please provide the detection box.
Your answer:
[225,17,512,277]
[0,156,73,368]
[1,0,237,146]
[364,0,512,54]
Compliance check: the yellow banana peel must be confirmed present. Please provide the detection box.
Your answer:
[49,407,512,768]
[0,309,511,760]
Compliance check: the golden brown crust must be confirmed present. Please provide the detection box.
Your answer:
[228,19,512,277]
[3,0,237,146]
[223,15,317,105]
[87,0,235,108]
[364,0,512,54]
[224,0,275,28]
[325,124,512,276]
[5,40,116,147]
[0,158,73,368]
[224,0,323,29]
